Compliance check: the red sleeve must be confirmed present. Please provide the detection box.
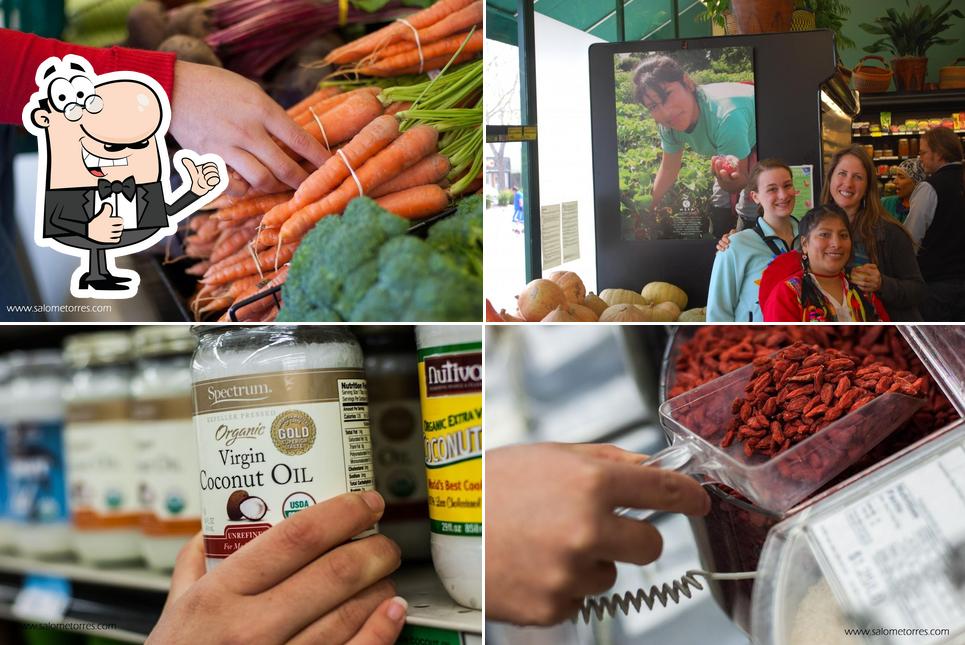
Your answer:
[872,293,891,322]
[762,281,804,322]
[1,28,176,125]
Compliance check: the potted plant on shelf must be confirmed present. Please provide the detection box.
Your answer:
[794,0,855,49]
[699,0,794,35]
[859,0,963,92]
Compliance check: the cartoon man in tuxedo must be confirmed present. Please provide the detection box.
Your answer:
[22,54,226,298]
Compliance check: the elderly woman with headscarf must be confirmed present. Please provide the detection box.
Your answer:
[881,157,926,224]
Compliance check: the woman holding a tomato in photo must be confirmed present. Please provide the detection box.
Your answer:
[632,55,757,237]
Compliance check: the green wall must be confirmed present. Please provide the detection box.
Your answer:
[837,0,965,87]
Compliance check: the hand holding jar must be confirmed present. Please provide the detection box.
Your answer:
[147,491,406,645]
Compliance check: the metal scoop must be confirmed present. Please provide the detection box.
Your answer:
[620,360,924,518]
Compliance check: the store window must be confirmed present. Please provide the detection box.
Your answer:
[484,38,525,311]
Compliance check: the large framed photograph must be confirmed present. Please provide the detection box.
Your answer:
[614,47,756,240]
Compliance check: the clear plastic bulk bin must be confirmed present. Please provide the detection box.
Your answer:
[655,326,964,634]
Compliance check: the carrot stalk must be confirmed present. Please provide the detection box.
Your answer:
[185,261,211,276]
[214,192,293,221]
[203,243,298,286]
[277,124,439,243]
[368,153,450,198]
[356,43,482,77]
[359,1,482,64]
[209,224,260,264]
[230,265,290,321]
[262,114,401,229]
[287,86,341,119]
[324,0,478,65]
[374,184,449,219]
[293,87,382,127]
[299,90,385,151]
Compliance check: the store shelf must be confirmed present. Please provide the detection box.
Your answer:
[857,88,965,109]
[394,566,481,634]
[0,603,146,644]
[0,554,480,641]
[0,555,170,593]
[853,129,965,138]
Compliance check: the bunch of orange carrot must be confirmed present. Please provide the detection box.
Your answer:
[179,0,486,320]
[184,91,455,321]
[324,0,483,77]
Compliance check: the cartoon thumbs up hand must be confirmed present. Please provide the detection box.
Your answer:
[88,203,124,244]
[183,156,222,196]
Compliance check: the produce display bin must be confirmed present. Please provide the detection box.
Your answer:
[656,326,964,634]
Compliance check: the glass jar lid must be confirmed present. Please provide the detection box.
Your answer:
[64,332,132,367]
[134,326,196,358]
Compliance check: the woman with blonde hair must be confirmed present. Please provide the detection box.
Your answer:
[819,144,924,321]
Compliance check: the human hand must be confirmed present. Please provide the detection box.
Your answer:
[87,203,123,243]
[147,492,406,645]
[850,263,882,292]
[485,442,710,626]
[169,61,330,196]
[716,229,736,253]
[182,156,222,196]
[712,155,745,193]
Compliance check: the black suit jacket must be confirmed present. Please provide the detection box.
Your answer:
[43,181,200,244]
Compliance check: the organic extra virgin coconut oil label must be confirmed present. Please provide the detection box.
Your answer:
[418,342,483,537]
[193,368,375,560]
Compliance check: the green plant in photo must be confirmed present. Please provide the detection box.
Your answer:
[859,0,963,57]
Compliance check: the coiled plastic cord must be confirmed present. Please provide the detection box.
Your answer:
[576,569,757,623]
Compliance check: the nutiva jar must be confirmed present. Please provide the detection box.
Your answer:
[414,326,483,609]
[192,326,376,571]
[64,332,142,565]
[132,327,202,570]
[7,351,71,559]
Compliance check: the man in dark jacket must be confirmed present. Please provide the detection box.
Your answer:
[905,127,965,321]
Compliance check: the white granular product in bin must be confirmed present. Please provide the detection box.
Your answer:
[789,578,854,645]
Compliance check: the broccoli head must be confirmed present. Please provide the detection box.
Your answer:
[427,194,482,279]
[278,196,482,321]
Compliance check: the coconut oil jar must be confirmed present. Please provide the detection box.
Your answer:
[64,332,142,565]
[6,351,71,559]
[0,357,12,552]
[192,326,376,570]
[414,326,483,609]
[132,327,202,570]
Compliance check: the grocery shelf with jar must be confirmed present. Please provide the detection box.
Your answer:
[850,88,965,193]
[0,325,482,645]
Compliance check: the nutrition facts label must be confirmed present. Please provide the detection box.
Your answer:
[808,441,965,643]
[338,379,374,492]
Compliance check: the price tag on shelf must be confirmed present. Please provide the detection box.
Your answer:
[808,443,965,643]
[397,624,480,645]
[12,575,71,622]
